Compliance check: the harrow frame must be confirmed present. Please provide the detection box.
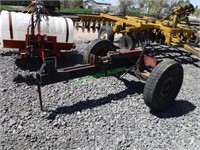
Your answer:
[77,2,200,58]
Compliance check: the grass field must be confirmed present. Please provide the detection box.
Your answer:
[0,5,93,14]
[0,5,19,11]
[56,7,92,14]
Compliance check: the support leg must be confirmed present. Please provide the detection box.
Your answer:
[37,83,44,111]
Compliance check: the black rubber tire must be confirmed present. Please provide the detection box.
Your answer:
[195,36,199,47]
[143,60,184,112]
[98,25,115,42]
[83,39,116,64]
[118,35,134,50]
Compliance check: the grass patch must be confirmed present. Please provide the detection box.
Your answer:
[0,5,19,11]
[56,7,92,14]
[127,12,149,17]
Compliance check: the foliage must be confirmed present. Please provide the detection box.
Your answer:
[0,5,19,11]
[193,5,200,17]
[143,0,168,16]
[57,7,92,14]
[194,8,200,17]
[65,0,83,8]
[118,0,134,15]
[0,3,92,14]
[117,0,199,18]
[1,1,60,11]
[127,12,148,17]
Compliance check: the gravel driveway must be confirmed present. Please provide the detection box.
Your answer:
[0,36,200,150]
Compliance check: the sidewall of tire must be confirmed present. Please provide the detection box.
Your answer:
[143,60,184,111]
[83,39,115,64]
[98,25,114,42]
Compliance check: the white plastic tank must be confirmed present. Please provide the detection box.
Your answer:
[0,10,74,48]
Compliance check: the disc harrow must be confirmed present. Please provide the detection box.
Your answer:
[76,2,200,58]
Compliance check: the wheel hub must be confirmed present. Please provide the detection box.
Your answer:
[100,31,108,39]
[160,77,175,98]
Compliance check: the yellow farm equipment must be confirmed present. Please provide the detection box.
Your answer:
[77,2,200,58]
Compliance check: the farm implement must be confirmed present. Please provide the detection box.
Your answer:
[77,2,200,58]
[22,38,183,112]
[0,1,184,112]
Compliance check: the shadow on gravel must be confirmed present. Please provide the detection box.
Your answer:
[150,100,196,118]
[145,45,200,68]
[15,58,43,71]
[47,78,145,120]
[0,51,19,57]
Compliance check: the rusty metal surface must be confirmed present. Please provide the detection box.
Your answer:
[2,1,75,62]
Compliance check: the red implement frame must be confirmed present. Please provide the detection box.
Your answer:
[4,9,75,61]
[3,34,75,61]
[36,49,159,110]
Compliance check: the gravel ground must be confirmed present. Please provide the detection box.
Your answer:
[0,39,200,150]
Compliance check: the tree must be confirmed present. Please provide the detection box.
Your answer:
[167,0,178,12]
[118,0,134,15]
[141,0,168,16]
[139,3,144,8]
[152,0,166,16]
[66,0,83,8]
[147,0,155,14]
[185,0,190,3]
[194,7,200,17]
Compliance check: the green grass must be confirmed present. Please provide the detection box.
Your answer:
[127,12,149,17]
[0,5,92,14]
[56,7,93,14]
[0,5,19,11]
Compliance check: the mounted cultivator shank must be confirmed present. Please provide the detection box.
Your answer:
[77,2,200,58]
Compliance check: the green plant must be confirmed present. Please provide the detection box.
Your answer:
[128,12,148,17]
[0,5,19,11]
[56,7,92,14]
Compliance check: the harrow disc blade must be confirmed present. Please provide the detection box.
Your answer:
[85,21,91,33]
[96,22,101,31]
[144,31,150,44]
[80,21,85,32]
[118,35,134,50]
[149,30,156,43]
[75,21,79,31]
[132,32,140,48]
[138,32,145,47]
[91,21,96,33]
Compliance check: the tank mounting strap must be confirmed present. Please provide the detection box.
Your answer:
[8,12,13,39]
[64,18,69,42]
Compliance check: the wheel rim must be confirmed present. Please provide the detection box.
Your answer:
[100,31,108,39]
[160,77,175,98]
[119,38,127,48]
[119,36,132,49]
